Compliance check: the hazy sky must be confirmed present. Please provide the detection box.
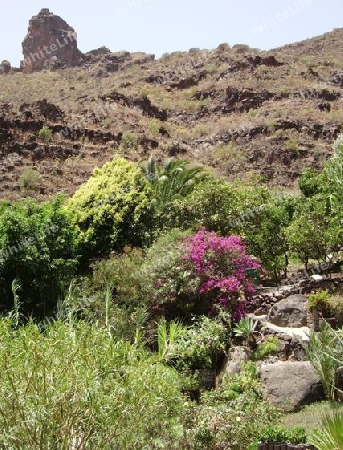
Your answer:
[1,0,343,67]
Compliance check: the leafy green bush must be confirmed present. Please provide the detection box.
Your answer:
[0,318,186,449]
[163,315,230,371]
[285,194,341,269]
[69,157,153,261]
[38,124,52,142]
[0,196,78,318]
[257,424,307,444]
[254,336,279,360]
[189,390,279,449]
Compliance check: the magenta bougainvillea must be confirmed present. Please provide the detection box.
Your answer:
[182,229,260,320]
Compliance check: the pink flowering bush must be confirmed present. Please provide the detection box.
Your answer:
[140,229,260,321]
[183,229,260,320]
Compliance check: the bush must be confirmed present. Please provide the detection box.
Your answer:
[162,315,230,371]
[0,196,79,318]
[121,131,138,149]
[68,157,153,261]
[168,179,291,280]
[0,318,186,449]
[257,425,307,445]
[254,335,279,360]
[139,228,260,320]
[38,124,52,142]
[19,167,42,193]
[189,390,279,449]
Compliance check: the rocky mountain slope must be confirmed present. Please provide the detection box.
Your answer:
[0,13,343,200]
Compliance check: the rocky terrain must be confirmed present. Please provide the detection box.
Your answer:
[0,9,343,200]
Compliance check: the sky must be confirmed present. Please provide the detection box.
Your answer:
[1,0,343,67]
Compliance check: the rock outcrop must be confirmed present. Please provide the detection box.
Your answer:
[260,361,324,411]
[267,294,308,328]
[21,8,84,73]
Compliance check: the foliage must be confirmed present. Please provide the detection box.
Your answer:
[233,316,257,346]
[0,196,79,318]
[38,124,52,142]
[257,425,307,445]
[141,155,206,231]
[304,322,343,400]
[285,194,340,269]
[208,361,260,403]
[121,131,138,149]
[0,318,186,449]
[140,228,260,320]
[189,390,279,449]
[298,167,324,198]
[308,412,343,450]
[69,157,153,261]
[254,335,279,360]
[91,248,145,305]
[163,315,230,371]
[157,318,185,360]
[168,179,291,280]
[19,167,42,193]
[325,132,343,213]
[307,289,330,311]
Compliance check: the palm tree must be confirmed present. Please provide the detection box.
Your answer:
[141,155,206,228]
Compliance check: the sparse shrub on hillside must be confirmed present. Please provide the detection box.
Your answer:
[69,157,153,261]
[38,124,52,142]
[18,167,42,193]
[232,43,252,53]
[286,137,299,151]
[121,131,138,149]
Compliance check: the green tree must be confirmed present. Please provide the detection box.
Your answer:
[285,195,340,269]
[69,157,153,261]
[0,196,78,318]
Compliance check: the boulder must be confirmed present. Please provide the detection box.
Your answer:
[225,346,252,375]
[21,8,84,73]
[267,294,308,328]
[260,361,324,411]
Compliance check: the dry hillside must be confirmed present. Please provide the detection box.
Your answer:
[1,28,343,200]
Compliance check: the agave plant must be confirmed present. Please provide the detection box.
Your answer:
[308,412,343,450]
[233,317,258,348]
